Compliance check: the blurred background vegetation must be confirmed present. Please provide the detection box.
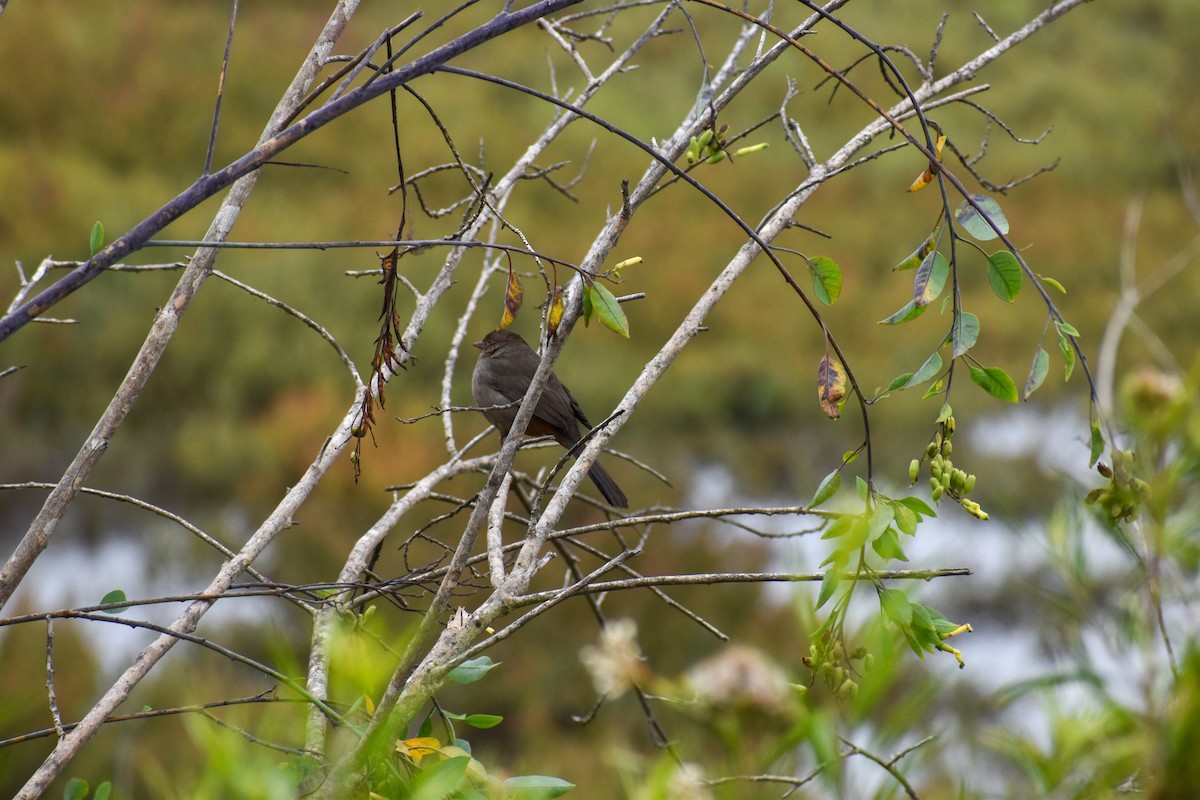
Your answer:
[1,1,1199,797]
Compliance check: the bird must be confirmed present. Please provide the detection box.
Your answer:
[472,329,628,508]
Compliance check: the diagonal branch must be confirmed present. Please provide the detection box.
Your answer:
[0,0,585,343]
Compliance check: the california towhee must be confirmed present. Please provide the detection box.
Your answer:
[472,329,628,508]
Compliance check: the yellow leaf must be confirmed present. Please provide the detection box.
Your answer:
[363,693,375,717]
[908,131,946,192]
[817,355,846,420]
[547,288,564,334]
[908,165,935,192]
[500,269,523,329]
[396,736,442,764]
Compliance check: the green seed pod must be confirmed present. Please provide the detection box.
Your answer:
[925,442,939,459]
[932,484,945,502]
[733,142,770,157]
[942,439,953,456]
[908,459,920,483]
[963,474,976,494]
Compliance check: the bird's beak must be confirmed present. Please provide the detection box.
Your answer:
[473,340,483,350]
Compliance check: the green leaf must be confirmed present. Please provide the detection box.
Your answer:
[841,515,870,550]
[900,627,926,658]
[64,778,89,800]
[936,403,954,423]
[820,515,854,541]
[867,501,896,541]
[917,604,961,637]
[855,475,869,502]
[447,656,500,684]
[879,298,927,325]
[1056,321,1080,338]
[968,364,1019,403]
[822,514,868,549]
[892,501,918,534]
[418,712,434,738]
[817,568,840,609]
[872,529,909,561]
[913,251,950,307]
[586,283,629,337]
[902,352,943,389]
[808,256,842,306]
[819,547,849,570]
[879,588,912,626]
[909,603,938,640]
[898,496,937,517]
[94,783,113,800]
[810,469,840,508]
[504,775,576,799]
[580,285,593,326]
[89,221,104,256]
[986,251,1022,301]
[1057,327,1076,381]
[411,756,470,800]
[887,372,914,391]
[100,589,130,614]
[951,312,979,358]
[1089,421,1105,467]
[955,194,1009,240]
[894,231,938,271]
[1024,348,1049,400]
[462,713,503,729]
[1041,275,1066,293]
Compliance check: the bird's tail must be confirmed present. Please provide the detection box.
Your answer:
[586,461,628,508]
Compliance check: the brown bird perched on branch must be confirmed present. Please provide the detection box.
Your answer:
[472,329,628,508]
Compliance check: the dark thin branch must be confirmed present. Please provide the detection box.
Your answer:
[0,691,314,752]
[2,608,342,723]
[0,0,586,342]
[513,567,972,605]
[204,0,239,176]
